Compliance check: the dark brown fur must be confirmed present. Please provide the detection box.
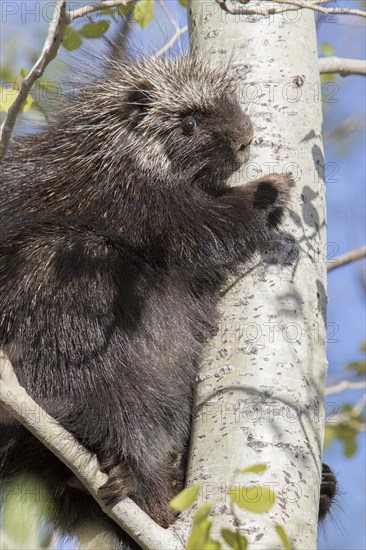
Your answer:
[0,56,334,547]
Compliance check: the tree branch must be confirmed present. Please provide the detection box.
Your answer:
[326,380,366,395]
[0,0,68,160]
[68,0,134,22]
[153,26,188,57]
[327,245,366,272]
[0,0,135,161]
[217,0,366,18]
[0,350,182,550]
[158,0,180,32]
[319,57,366,76]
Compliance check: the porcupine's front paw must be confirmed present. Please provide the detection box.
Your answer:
[250,172,294,229]
[243,172,297,265]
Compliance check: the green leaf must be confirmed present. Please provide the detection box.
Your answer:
[346,361,366,376]
[0,87,33,113]
[187,520,217,550]
[63,26,82,51]
[118,3,134,16]
[169,484,201,512]
[187,519,211,549]
[101,8,118,21]
[178,0,188,6]
[345,342,366,376]
[344,434,357,458]
[101,8,115,15]
[221,528,248,550]
[320,42,334,56]
[325,404,364,458]
[134,0,154,29]
[194,502,213,522]
[275,525,291,550]
[36,77,55,92]
[228,485,276,514]
[236,464,267,475]
[204,540,221,550]
[22,93,33,112]
[187,503,219,550]
[2,475,51,548]
[79,20,110,39]
[20,67,29,78]
[324,425,336,448]
[321,73,337,82]
[0,87,17,112]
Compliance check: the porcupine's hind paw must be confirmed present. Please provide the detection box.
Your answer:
[318,463,337,521]
[98,454,138,506]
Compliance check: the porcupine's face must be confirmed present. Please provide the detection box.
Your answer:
[118,56,253,193]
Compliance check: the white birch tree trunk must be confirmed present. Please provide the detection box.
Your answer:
[184,1,327,548]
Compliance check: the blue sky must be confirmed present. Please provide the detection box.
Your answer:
[316,4,366,547]
[1,1,365,548]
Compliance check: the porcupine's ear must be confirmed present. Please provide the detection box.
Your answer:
[125,81,153,122]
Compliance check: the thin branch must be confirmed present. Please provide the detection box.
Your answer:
[326,380,366,395]
[217,0,366,18]
[153,26,188,58]
[158,0,180,32]
[0,0,68,160]
[68,0,134,22]
[327,245,366,272]
[0,350,182,550]
[0,0,136,161]
[272,0,366,18]
[319,57,366,76]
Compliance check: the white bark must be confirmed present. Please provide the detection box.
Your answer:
[184,1,327,548]
[318,56,366,77]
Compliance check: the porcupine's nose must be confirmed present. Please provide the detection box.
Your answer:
[236,136,252,163]
[234,114,254,163]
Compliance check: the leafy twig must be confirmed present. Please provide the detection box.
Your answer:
[0,0,67,160]
[328,393,366,426]
[0,0,135,161]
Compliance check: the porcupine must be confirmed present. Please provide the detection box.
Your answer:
[0,55,336,547]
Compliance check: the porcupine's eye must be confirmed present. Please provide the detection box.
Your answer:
[182,115,198,135]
